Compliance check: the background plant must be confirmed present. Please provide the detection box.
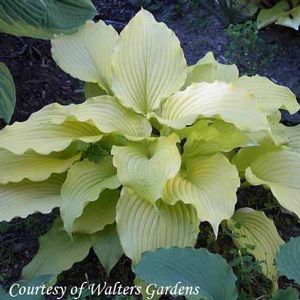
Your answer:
[257,0,300,30]
[204,0,300,30]
[201,0,259,26]
[224,20,277,75]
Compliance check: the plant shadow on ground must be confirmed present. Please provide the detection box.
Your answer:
[0,0,300,299]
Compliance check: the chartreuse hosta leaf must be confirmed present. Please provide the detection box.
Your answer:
[284,124,300,153]
[268,122,290,146]
[0,62,16,123]
[0,103,103,155]
[183,120,255,156]
[0,148,80,184]
[232,144,280,175]
[135,248,238,300]
[73,190,119,234]
[67,96,152,140]
[185,51,239,87]
[52,20,118,93]
[112,9,186,114]
[242,113,289,148]
[175,120,217,140]
[93,223,123,275]
[276,236,300,284]
[163,154,240,236]
[0,119,102,155]
[236,75,299,115]
[245,150,300,218]
[157,81,269,132]
[201,120,252,148]
[0,174,65,222]
[45,96,151,139]
[112,134,181,204]
[0,0,97,39]
[227,208,284,281]
[61,157,120,235]
[116,188,199,264]
[232,113,291,170]
[269,111,282,125]
[22,219,92,280]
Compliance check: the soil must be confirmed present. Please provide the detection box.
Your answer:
[0,0,299,299]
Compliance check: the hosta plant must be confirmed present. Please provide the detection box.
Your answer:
[0,8,300,297]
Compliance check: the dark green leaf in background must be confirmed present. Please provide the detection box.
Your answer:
[276,236,300,284]
[0,63,16,123]
[0,0,97,39]
[135,247,238,300]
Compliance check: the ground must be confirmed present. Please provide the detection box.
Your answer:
[0,1,299,299]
